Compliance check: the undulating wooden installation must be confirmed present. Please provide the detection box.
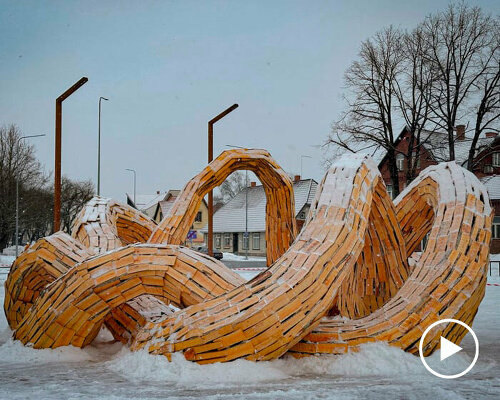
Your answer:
[3,149,492,365]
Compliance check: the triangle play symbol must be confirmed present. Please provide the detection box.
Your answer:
[440,336,462,361]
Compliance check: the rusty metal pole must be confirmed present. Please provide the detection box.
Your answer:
[54,77,88,232]
[207,103,238,257]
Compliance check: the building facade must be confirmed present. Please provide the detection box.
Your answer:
[377,126,500,253]
[202,177,317,257]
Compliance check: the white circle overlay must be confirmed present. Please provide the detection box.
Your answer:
[419,318,479,379]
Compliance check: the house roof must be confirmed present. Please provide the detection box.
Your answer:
[374,127,497,167]
[127,192,167,211]
[422,131,497,166]
[157,190,181,218]
[201,179,318,233]
[480,175,500,200]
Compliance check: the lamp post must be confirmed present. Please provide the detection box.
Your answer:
[207,103,239,257]
[15,134,45,257]
[125,168,136,205]
[98,96,109,196]
[300,155,312,178]
[226,144,248,260]
[54,77,88,232]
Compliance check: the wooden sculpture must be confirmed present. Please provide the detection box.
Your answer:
[3,149,491,364]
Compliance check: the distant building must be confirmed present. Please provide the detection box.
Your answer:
[377,126,499,253]
[126,191,168,218]
[481,175,500,254]
[202,177,317,257]
[153,190,208,247]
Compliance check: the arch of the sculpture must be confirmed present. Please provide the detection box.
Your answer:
[332,178,410,319]
[289,162,491,357]
[71,197,157,253]
[149,149,297,266]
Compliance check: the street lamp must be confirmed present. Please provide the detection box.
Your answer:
[300,155,312,178]
[226,144,248,260]
[15,134,45,257]
[98,96,109,196]
[207,103,239,257]
[125,168,136,205]
[54,77,88,232]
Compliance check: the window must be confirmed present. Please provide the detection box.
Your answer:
[493,216,500,239]
[252,233,260,250]
[195,211,202,222]
[492,152,500,167]
[386,184,394,199]
[242,233,249,250]
[223,233,231,248]
[396,154,405,171]
[215,234,221,248]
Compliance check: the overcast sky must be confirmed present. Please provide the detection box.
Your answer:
[1,0,498,201]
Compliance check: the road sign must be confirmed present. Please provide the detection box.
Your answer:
[187,230,197,240]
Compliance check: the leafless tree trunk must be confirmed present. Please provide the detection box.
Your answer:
[422,3,497,161]
[327,27,404,195]
[467,31,500,170]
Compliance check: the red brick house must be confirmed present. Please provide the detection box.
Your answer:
[377,125,500,253]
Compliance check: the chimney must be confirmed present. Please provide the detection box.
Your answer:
[250,182,256,187]
[294,175,301,183]
[485,132,498,138]
[456,125,466,141]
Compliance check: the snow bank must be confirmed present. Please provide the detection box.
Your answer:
[223,252,266,261]
[104,342,471,387]
[105,348,288,386]
[0,337,93,363]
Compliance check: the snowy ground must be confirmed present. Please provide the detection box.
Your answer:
[0,262,498,399]
[222,252,266,261]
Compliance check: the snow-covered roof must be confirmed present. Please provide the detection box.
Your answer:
[422,131,496,166]
[131,192,167,211]
[157,190,181,217]
[201,179,318,233]
[480,175,500,200]
[374,128,497,167]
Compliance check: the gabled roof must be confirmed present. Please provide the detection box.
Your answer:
[201,179,318,233]
[480,175,500,200]
[422,131,497,166]
[374,127,497,167]
[157,190,181,218]
[129,192,167,212]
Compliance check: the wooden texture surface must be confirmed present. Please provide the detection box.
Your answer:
[3,150,491,365]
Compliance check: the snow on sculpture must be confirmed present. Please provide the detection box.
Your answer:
[3,149,492,364]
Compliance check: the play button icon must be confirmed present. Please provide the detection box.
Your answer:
[440,336,462,361]
[419,318,479,379]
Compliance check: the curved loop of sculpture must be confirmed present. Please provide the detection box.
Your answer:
[71,197,157,253]
[290,162,492,357]
[4,232,94,330]
[3,149,491,365]
[149,149,297,266]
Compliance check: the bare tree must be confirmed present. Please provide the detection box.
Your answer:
[394,27,436,183]
[60,176,95,232]
[467,27,500,170]
[422,2,497,161]
[327,27,405,196]
[0,124,45,251]
[218,171,247,203]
